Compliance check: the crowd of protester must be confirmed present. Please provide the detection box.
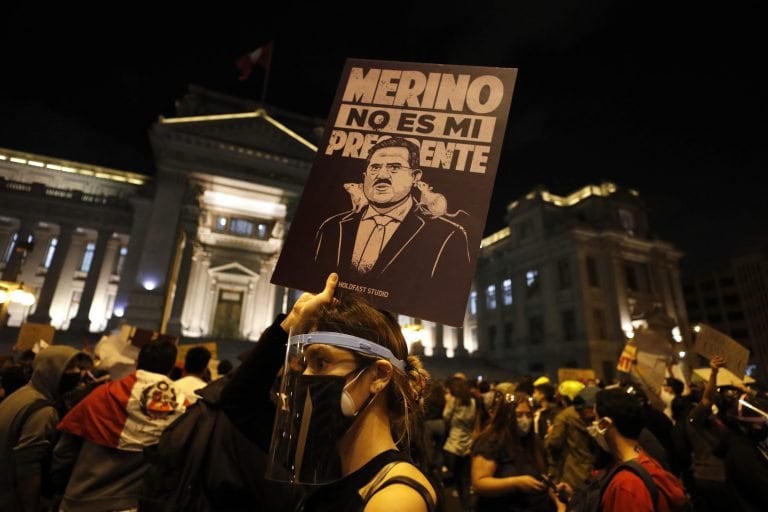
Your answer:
[1,320,766,511]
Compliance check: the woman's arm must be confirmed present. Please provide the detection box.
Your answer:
[471,454,546,497]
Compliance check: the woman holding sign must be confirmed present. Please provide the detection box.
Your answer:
[220,273,438,512]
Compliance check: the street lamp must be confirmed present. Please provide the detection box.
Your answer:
[0,281,37,327]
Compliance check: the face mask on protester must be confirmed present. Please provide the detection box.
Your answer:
[517,415,532,435]
[59,371,82,395]
[266,330,405,485]
[587,417,613,453]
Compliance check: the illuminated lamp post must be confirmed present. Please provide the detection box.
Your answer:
[0,281,37,327]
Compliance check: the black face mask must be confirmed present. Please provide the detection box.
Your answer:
[59,372,82,395]
[290,372,356,484]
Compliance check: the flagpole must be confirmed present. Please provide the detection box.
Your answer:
[261,42,272,103]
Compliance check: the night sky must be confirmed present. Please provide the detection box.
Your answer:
[1,2,765,275]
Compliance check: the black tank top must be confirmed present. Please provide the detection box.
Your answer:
[299,449,435,512]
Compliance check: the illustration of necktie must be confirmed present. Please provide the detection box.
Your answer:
[356,215,393,273]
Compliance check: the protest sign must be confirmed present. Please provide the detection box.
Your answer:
[694,324,750,378]
[15,322,55,352]
[272,59,518,325]
[617,342,638,373]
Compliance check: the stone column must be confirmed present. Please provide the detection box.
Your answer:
[69,230,110,332]
[432,323,446,357]
[28,224,75,325]
[454,325,469,356]
[1,219,35,282]
[166,228,197,337]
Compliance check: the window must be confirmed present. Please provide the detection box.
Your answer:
[526,269,540,297]
[727,311,744,322]
[561,310,576,341]
[593,309,607,339]
[43,238,58,268]
[486,285,497,310]
[719,277,736,287]
[528,315,543,345]
[504,321,514,348]
[230,218,254,236]
[488,325,497,351]
[114,246,128,275]
[557,258,572,289]
[502,278,513,305]
[469,291,477,315]
[619,208,635,235]
[625,265,639,291]
[586,257,599,287]
[3,233,17,263]
[80,242,96,272]
[215,216,271,240]
[519,219,533,241]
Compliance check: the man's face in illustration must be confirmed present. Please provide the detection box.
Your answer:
[363,146,421,209]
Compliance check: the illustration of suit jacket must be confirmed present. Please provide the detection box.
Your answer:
[313,202,472,319]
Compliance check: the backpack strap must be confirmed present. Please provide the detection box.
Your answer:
[363,475,436,512]
[601,459,659,511]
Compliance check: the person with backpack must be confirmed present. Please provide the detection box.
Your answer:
[0,346,88,512]
[553,387,688,512]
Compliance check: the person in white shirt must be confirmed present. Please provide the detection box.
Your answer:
[174,346,211,403]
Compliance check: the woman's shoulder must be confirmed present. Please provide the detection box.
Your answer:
[364,461,437,512]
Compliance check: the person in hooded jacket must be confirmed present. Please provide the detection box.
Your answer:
[0,345,87,511]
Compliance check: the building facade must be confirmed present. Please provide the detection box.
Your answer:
[1,88,693,383]
[468,183,690,381]
[1,86,321,341]
[683,251,768,379]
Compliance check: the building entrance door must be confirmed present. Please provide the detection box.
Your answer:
[213,289,242,339]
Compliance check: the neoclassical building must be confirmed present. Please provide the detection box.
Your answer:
[1,86,320,341]
[469,183,691,381]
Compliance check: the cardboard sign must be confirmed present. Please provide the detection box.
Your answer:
[557,368,596,384]
[130,328,177,349]
[617,342,638,373]
[272,59,518,326]
[14,322,55,352]
[176,342,218,366]
[694,324,750,378]
[692,367,755,388]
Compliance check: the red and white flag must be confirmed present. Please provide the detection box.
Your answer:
[235,41,273,81]
[58,370,188,452]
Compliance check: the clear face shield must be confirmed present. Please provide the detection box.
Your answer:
[266,329,405,485]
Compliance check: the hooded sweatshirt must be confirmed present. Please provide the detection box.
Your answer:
[601,451,688,512]
[0,345,81,510]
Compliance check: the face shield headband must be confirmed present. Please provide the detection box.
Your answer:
[266,331,405,486]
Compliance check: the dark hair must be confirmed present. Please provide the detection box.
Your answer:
[217,359,234,376]
[184,346,212,374]
[665,377,684,396]
[366,137,420,170]
[480,391,546,473]
[306,293,429,450]
[534,382,556,402]
[596,388,645,439]
[137,340,178,375]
